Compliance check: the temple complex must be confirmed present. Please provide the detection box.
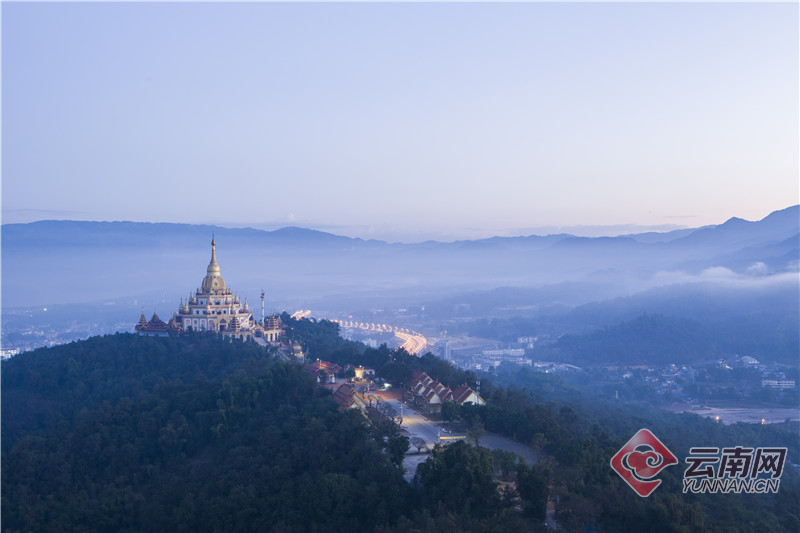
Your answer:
[136,236,284,343]
[135,310,180,336]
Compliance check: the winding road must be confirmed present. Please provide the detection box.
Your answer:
[330,319,428,355]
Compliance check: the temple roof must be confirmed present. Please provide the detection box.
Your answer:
[305,360,342,376]
[135,310,148,332]
[201,235,226,293]
[265,315,284,330]
[136,311,169,334]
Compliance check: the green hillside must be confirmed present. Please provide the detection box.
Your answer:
[1,334,539,532]
[2,329,798,532]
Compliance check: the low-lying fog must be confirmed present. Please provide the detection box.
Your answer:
[2,207,797,360]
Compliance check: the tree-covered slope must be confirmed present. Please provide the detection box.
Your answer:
[1,335,412,532]
[535,312,799,366]
[1,333,269,452]
[4,327,798,533]
[1,333,541,533]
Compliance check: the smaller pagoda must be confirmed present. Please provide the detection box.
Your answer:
[135,310,180,337]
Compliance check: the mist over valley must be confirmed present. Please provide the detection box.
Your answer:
[3,206,797,366]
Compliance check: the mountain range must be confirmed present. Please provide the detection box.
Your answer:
[1,205,797,311]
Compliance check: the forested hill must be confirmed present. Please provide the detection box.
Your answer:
[536,312,799,366]
[1,334,269,452]
[1,334,411,532]
[3,329,799,532]
[0,334,546,532]
[2,335,408,531]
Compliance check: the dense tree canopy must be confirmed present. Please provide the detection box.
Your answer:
[1,334,535,532]
[466,371,800,532]
[3,323,798,533]
[2,335,413,532]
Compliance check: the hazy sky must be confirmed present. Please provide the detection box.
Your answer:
[2,1,798,242]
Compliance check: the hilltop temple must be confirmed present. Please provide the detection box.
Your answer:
[136,236,284,343]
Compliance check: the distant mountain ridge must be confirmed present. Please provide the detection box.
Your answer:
[666,205,799,249]
[4,204,797,250]
[1,206,797,308]
[0,220,361,249]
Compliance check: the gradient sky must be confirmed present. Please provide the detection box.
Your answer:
[2,1,798,242]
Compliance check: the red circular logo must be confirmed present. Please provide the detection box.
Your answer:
[611,429,678,497]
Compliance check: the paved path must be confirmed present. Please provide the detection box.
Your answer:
[392,399,465,447]
[252,336,267,347]
[546,499,558,530]
[376,398,463,481]
[361,393,558,526]
[480,432,539,465]
[376,396,543,481]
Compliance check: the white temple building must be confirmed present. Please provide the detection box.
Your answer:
[138,236,284,343]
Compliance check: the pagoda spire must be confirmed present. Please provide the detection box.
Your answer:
[203,233,221,285]
[209,234,219,270]
[135,308,148,332]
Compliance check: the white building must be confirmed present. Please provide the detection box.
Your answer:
[171,236,256,339]
[762,379,796,390]
[137,236,284,343]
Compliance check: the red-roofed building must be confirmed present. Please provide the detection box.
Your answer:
[332,384,368,415]
[451,384,485,406]
[406,372,485,412]
[407,372,458,413]
[305,360,343,384]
